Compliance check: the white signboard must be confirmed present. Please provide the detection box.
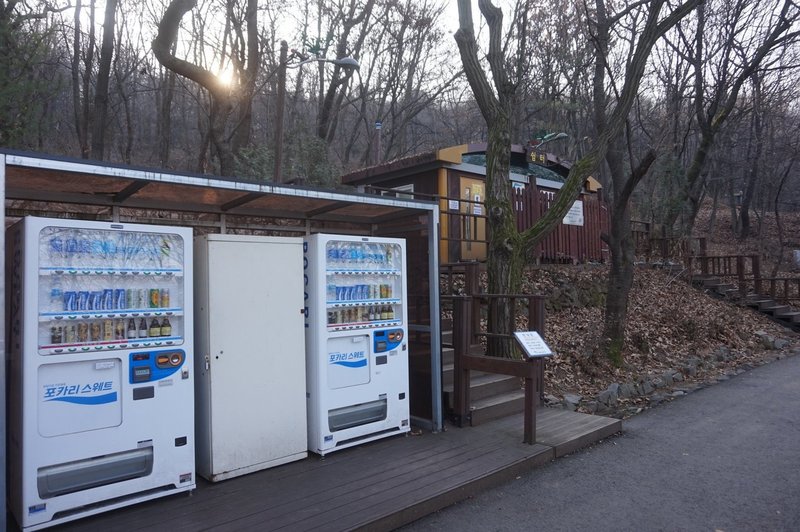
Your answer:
[449,200,460,211]
[514,331,553,359]
[562,200,584,226]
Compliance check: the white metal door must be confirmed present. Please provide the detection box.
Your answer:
[206,238,306,475]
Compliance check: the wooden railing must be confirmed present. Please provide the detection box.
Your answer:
[687,254,762,298]
[451,295,547,444]
[765,277,800,303]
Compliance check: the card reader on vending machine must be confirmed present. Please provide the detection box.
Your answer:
[129,350,187,383]
[373,328,404,366]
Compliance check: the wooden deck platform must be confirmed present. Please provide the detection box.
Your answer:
[48,409,621,532]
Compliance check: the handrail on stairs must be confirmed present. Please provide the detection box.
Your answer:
[451,295,547,444]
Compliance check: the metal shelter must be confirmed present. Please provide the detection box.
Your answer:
[0,150,443,524]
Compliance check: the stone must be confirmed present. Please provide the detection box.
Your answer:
[672,371,684,382]
[774,339,790,349]
[715,347,731,361]
[682,365,698,377]
[649,393,665,407]
[544,394,560,405]
[619,383,636,399]
[563,394,582,411]
[652,377,666,389]
[641,380,655,395]
[584,401,599,414]
[661,370,675,386]
[597,389,617,406]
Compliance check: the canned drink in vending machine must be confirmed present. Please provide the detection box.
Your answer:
[160,288,170,308]
[114,289,126,310]
[102,319,114,341]
[63,291,77,312]
[90,321,102,342]
[138,289,148,309]
[102,289,114,310]
[149,288,160,308]
[90,291,103,311]
[77,291,90,311]
[126,289,138,310]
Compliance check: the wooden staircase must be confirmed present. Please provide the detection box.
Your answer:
[694,275,800,330]
[440,329,525,426]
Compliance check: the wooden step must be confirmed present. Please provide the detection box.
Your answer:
[757,299,779,311]
[443,373,522,410]
[442,346,454,365]
[775,311,800,324]
[761,304,791,315]
[746,298,773,308]
[713,283,735,294]
[722,288,743,299]
[441,329,453,346]
[469,389,526,426]
[702,278,724,288]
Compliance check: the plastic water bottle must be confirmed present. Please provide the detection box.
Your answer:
[49,275,63,312]
[49,236,64,266]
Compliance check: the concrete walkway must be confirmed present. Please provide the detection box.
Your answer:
[403,352,800,531]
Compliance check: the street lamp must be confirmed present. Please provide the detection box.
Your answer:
[534,132,568,148]
[273,40,360,184]
[528,132,568,165]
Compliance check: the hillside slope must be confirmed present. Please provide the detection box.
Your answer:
[533,206,800,417]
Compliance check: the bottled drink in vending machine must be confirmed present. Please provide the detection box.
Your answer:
[138,318,148,339]
[160,318,172,337]
[127,319,137,339]
[148,319,160,337]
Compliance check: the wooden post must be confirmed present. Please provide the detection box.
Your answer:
[752,254,762,295]
[523,361,538,444]
[737,255,747,298]
[452,297,472,427]
[527,295,546,404]
[465,262,481,343]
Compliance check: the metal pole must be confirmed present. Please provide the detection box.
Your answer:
[273,40,288,184]
[428,209,443,432]
[1,154,7,526]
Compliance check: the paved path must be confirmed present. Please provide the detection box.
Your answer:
[403,353,800,532]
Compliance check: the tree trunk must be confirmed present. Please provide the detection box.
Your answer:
[739,74,764,239]
[603,202,634,366]
[90,0,117,160]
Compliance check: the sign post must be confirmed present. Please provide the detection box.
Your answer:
[514,331,554,443]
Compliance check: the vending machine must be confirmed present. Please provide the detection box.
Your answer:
[6,217,195,530]
[304,234,410,455]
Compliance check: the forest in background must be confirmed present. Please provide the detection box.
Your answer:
[1,0,799,242]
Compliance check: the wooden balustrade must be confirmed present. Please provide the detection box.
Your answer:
[451,295,547,444]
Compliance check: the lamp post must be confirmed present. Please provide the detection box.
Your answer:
[273,41,360,184]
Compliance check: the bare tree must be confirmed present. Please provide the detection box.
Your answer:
[671,0,800,236]
[152,0,260,176]
[455,0,699,359]
[90,0,117,159]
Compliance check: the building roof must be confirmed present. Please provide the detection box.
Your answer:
[2,150,437,227]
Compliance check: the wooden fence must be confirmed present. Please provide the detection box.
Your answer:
[511,185,608,263]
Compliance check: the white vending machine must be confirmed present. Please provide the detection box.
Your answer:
[194,234,307,481]
[6,216,195,530]
[304,234,410,455]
